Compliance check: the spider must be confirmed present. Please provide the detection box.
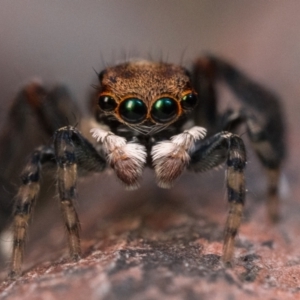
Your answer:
[7,56,285,278]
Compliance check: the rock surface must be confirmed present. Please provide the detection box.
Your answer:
[0,164,299,300]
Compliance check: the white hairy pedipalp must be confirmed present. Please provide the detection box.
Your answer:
[90,127,147,189]
[151,126,207,188]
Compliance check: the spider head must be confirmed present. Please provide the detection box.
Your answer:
[97,60,198,134]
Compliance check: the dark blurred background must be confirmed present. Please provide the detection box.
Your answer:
[0,1,299,119]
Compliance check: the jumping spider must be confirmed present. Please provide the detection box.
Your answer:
[8,56,285,278]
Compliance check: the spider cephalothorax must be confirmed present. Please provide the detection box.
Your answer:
[97,60,198,134]
[7,56,285,278]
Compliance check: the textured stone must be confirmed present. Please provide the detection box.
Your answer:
[0,164,299,300]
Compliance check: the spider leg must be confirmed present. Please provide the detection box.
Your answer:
[53,126,106,260]
[1,82,80,147]
[191,58,217,134]
[194,56,285,221]
[21,82,81,135]
[0,82,81,231]
[188,132,246,264]
[244,112,283,221]
[9,126,107,278]
[220,107,283,221]
[212,57,285,221]
[9,146,55,278]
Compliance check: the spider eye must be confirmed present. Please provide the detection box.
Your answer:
[119,98,147,124]
[98,95,117,111]
[180,93,198,110]
[151,98,178,123]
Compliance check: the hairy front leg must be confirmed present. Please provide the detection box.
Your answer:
[53,126,108,261]
[54,129,81,260]
[189,132,246,264]
[9,147,55,279]
[205,56,285,221]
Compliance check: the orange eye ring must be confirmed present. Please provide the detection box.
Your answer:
[98,92,193,126]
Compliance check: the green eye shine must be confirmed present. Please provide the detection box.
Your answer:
[181,93,198,110]
[98,95,117,111]
[151,98,178,123]
[119,98,147,124]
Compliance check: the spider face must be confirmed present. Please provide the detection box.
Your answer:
[97,60,198,131]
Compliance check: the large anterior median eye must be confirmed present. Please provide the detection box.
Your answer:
[98,95,117,111]
[180,93,198,110]
[151,98,178,123]
[119,98,147,124]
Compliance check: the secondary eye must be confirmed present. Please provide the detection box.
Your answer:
[98,95,117,111]
[151,98,178,123]
[119,98,147,124]
[180,93,198,110]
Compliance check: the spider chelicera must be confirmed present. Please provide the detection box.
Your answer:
[7,56,285,278]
